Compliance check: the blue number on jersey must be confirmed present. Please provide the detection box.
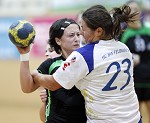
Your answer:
[102,58,131,91]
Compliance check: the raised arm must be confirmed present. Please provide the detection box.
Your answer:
[16,45,39,93]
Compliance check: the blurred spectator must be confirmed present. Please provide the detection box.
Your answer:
[143,11,150,27]
[44,41,61,59]
[120,1,150,122]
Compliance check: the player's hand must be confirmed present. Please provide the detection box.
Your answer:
[40,89,47,103]
[132,53,140,66]
[16,43,33,54]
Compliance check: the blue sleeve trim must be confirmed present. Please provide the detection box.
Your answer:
[76,41,99,74]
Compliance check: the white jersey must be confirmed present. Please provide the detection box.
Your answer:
[53,39,141,123]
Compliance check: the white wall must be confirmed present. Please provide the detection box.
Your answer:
[0,0,48,17]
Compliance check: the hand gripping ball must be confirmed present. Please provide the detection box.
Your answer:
[8,20,36,47]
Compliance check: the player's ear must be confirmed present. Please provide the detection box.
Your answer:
[95,27,103,37]
[55,37,61,46]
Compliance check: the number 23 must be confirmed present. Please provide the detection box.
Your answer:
[102,58,131,91]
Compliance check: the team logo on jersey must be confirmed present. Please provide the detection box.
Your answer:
[62,56,76,70]
[71,56,76,62]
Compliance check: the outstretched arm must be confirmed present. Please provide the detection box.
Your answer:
[32,70,62,91]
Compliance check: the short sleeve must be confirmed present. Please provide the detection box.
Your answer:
[37,58,52,74]
[53,51,89,89]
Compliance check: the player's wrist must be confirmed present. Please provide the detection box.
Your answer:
[20,52,30,61]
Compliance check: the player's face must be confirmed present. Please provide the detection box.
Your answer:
[127,2,141,28]
[80,19,97,44]
[58,24,80,55]
[130,2,141,20]
[45,44,60,59]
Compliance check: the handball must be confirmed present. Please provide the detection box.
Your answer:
[8,20,35,47]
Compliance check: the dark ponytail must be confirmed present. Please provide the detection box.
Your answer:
[111,5,139,39]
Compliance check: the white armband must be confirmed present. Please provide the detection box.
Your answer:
[20,52,30,61]
[20,43,33,61]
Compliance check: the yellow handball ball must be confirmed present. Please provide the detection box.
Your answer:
[8,20,36,47]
